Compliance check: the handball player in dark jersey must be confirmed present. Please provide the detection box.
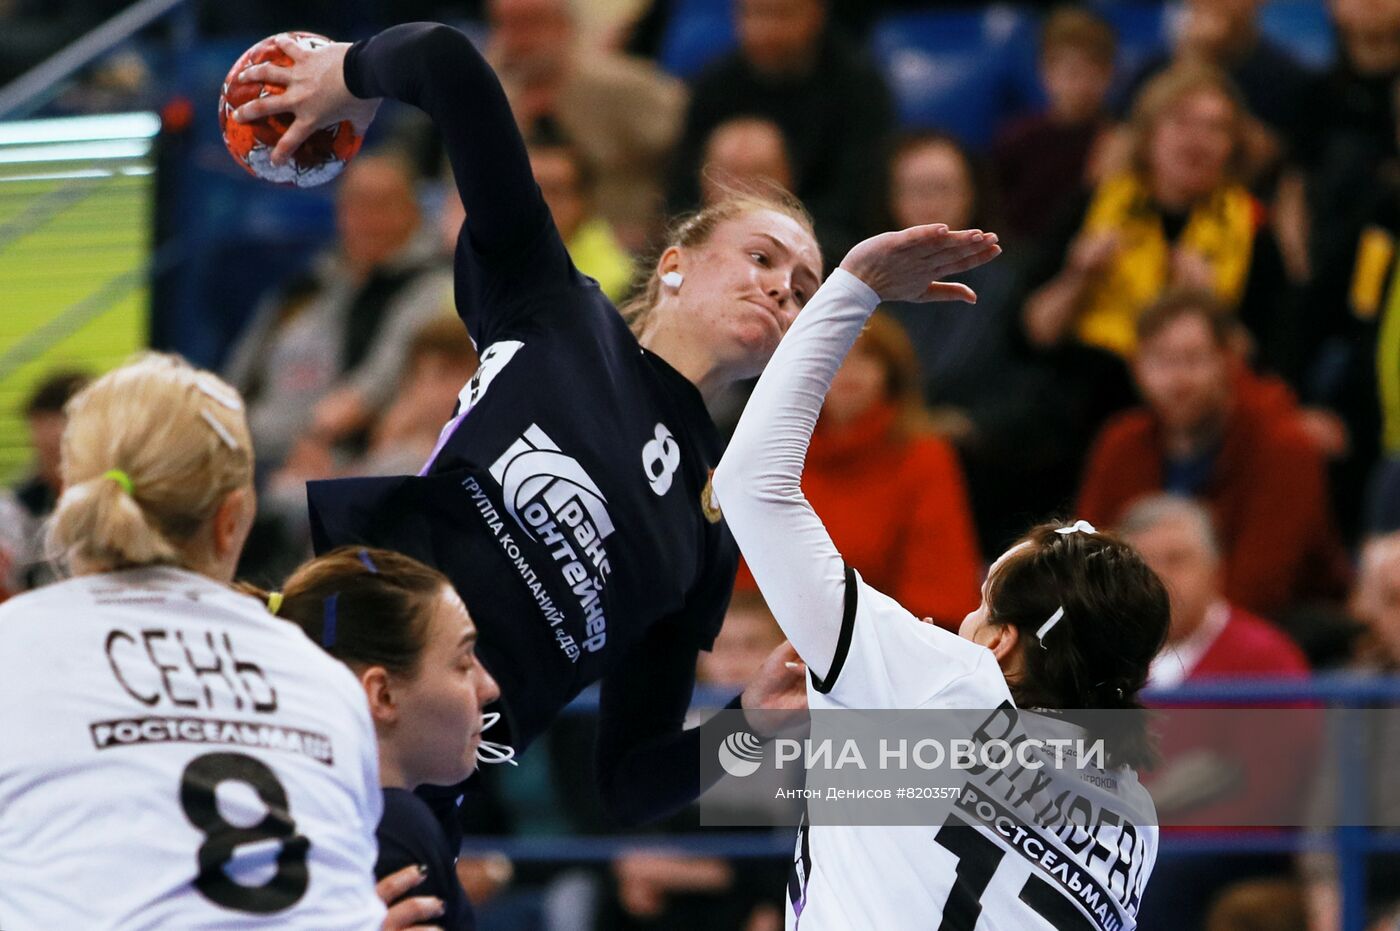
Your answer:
[230,23,991,825]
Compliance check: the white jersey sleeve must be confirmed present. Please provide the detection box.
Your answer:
[713,269,877,683]
[0,568,385,930]
[808,567,1012,711]
[712,267,1009,707]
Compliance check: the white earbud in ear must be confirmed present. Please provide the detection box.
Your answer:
[661,271,684,289]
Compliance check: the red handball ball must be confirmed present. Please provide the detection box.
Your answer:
[218,32,364,187]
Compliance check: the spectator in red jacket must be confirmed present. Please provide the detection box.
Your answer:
[735,311,982,628]
[1078,290,1348,618]
[1118,493,1315,931]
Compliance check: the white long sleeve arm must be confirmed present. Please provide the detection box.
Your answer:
[712,268,881,681]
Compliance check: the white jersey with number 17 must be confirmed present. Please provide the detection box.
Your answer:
[786,571,1158,931]
[0,568,385,930]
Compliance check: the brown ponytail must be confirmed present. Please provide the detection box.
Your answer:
[262,547,450,677]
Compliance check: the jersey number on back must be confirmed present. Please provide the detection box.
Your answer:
[935,815,1094,931]
[179,751,311,914]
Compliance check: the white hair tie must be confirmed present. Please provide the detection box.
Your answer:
[193,374,244,411]
[1055,520,1098,536]
[1036,606,1065,648]
[200,409,240,451]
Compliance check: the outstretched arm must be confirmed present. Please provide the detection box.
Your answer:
[233,24,562,275]
[712,225,1001,681]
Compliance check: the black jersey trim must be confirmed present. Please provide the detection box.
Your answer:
[809,564,858,695]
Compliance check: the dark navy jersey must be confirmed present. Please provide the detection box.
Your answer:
[307,24,738,824]
[376,789,474,931]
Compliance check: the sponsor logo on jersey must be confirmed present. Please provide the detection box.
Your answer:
[90,716,334,765]
[491,424,616,545]
[487,424,615,654]
[954,786,1134,931]
[718,730,765,777]
[93,627,335,764]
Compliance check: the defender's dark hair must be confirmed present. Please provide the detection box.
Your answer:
[985,523,1170,768]
[251,547,451,677]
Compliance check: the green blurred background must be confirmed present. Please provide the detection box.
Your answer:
[0,112,155,483]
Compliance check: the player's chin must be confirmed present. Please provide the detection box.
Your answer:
[461,735,484,774]
[423,742,477,786]
[731,320,784,371]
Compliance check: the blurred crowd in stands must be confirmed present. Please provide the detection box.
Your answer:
[7,0,1400,927]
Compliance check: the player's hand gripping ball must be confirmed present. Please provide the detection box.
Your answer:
[219,32,363,187]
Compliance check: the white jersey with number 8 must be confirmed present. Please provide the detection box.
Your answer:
[0,568,385,930]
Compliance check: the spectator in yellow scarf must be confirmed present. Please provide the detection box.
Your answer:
[1023,63,1288,367]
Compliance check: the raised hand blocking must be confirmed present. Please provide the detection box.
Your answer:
[838,224,1003,305]
[233,34,381,167]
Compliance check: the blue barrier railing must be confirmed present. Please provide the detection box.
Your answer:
[558,671,1400,712]
[508,675,1400,931]
[1146,673,1400,704]
[461,833,794,862]
[460,829,1400,862]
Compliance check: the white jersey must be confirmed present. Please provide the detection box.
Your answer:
[712,270,1158,931]
[789,573,1157,931]
[0,568,385,930]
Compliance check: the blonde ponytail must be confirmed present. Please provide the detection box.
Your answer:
[47,473,182,569]
[47,353,253,574]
